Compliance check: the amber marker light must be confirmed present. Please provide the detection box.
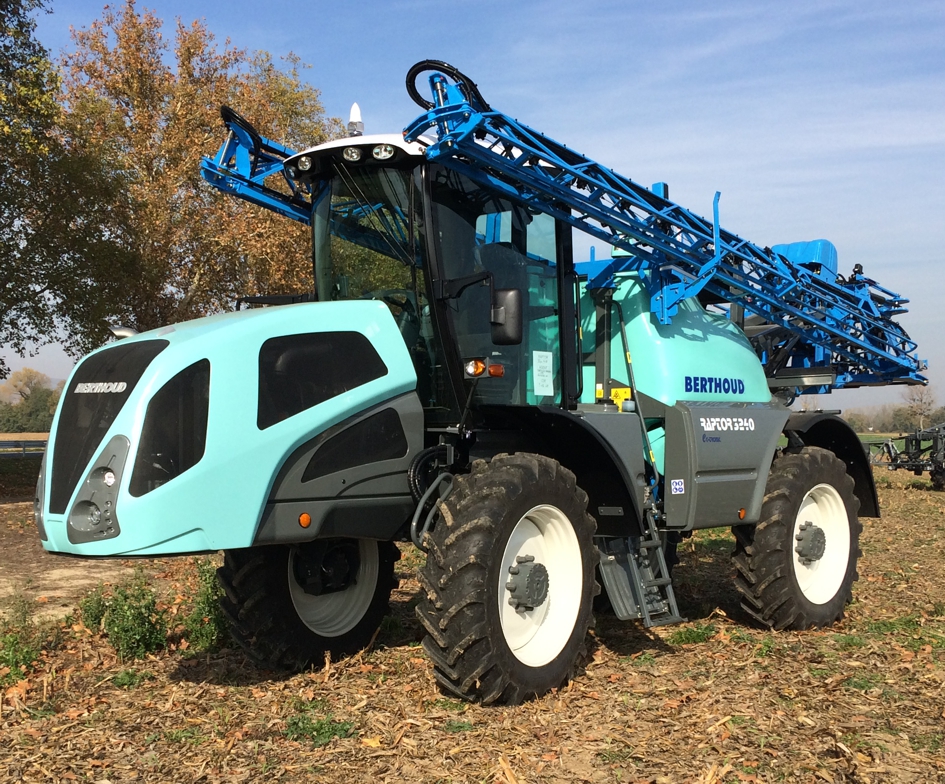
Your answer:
[299,513,312,528]
[488,363,505,377]
[738,508,746,520]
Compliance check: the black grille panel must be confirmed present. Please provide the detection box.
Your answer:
[49,340,169,514]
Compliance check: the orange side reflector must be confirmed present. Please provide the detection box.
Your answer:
[488,363,505,377]
[738,508,746,520]
[299,512,312,528]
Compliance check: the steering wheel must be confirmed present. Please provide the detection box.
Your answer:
[405,60,491,112]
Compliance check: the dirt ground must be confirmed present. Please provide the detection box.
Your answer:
[1,466,944,783]
[0,504,135,622]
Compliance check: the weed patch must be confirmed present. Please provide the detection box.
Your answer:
[102,575,167,661]
[0,630,39,686]
[281,698,352,746]
[846,673,882,691]
[111,669,155,689]
[668,623,716,646]
[0,591,41,685]
[181,558,228,653]
[833,634,865,650]
[78,586,108,630]
[283,713,354,746]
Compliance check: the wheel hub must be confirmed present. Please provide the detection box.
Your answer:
[293,540,360,596]
[505,555,549,611]
[795,521,827,565]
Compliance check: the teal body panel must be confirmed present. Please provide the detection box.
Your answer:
[580,274,771,407]
[579,274,771,474]
[40,301,417,557]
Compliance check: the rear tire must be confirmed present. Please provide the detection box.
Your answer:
[416,453,598,705]
[218,539,399,670]
[733,447,861,629]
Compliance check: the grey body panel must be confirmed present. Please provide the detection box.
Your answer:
[578,410,648,523]
[253,392,424,544]
[67,435,130,544]
[660,398,790,530]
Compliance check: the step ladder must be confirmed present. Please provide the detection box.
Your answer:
[597,511,684,627]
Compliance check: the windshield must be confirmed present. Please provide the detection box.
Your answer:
[312,166,422,301]
[311,164,445,411]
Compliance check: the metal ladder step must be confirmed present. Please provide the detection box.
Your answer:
[596,513,685,628]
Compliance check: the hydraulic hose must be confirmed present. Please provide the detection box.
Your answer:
[406,60,491,113]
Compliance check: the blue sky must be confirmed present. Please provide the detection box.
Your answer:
[8,0,944,409]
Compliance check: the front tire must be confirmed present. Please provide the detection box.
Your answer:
[218,539,399,670]
[417,453,598,705]
[931,466,945,491]
[733,447,861,629]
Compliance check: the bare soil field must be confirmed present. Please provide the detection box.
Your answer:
[1,467,943,783]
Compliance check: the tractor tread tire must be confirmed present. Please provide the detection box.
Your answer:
[732,447,861,630]
[217,542,400,671]
[417,453,598,705]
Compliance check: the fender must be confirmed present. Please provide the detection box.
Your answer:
[471,405,647,537]
[785,412,879,517]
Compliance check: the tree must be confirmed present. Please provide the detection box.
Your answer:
[0,0,136,378]
[0,367,62,431]
[903,385,936,431]
[0,367,50,402]
[58,1,342,333]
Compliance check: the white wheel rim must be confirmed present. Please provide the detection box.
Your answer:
[288,540,379,637]
[792,484,850,604]
[497,505,583,667]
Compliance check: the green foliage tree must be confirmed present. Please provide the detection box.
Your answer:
[58,0,342,333]
[0,0,136,380]
[0,367,62,431]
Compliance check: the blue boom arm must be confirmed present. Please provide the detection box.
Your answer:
[402,67,925,389]
[200,106,311,225]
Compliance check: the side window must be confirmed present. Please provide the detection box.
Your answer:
[130,360,210,497]
[257,332,388,429]
[524,212,560,405]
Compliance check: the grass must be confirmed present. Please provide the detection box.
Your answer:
[443,720,474,733]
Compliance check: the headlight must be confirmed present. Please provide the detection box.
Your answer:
[372,144,395,161]
[297,155,312,171]
[342,147,362,162]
